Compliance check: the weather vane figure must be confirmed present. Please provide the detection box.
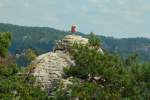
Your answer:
[71,24,77,34]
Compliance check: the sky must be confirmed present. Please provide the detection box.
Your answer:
[0,0,150,38]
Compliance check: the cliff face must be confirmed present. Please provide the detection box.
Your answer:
[30,34,102,94]
[54,34,88,52]
[31,51,72,94]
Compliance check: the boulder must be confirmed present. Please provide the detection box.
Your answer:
[30,34,103,94]
[31,51,73,94]
[54,34,88,52]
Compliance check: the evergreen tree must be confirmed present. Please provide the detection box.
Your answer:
[0,32,49,99]
[0,32,11,57]
[0,64,49,100]
[88,32,101,48]
[25,49,37,62]
[53,34,150,100]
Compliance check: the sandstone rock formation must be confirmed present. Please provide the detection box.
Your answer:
[31,51,72,94]
[54,34,88,52]
[30,34,103,94]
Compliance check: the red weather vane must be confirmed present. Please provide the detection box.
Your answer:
[71,24,77,33]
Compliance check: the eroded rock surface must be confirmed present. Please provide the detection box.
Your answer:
[31,51,72,93]
[54,34,88,52]
[30,34,103,94]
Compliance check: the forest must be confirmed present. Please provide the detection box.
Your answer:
[0,23,150,66]
[0,32,149,100]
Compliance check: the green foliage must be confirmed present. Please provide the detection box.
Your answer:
[0,23,149,63]
[15,49,37,67]
[88,32,101,48]
[52,78,102,100]
[102,36,150,61]
[55,42,150,100]
[125,53,139,66]
[0,32,11,57]
[66,43,102,79]
[0,64,49,100]
[0,33,47,99]
[0,23,68,54]
[25,49,37,62]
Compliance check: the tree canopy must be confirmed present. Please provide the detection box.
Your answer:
[0,64,49,100]
[0,32,11,57]
[0,32,49,100]
[0,32,149,100]
[52,34,150,100]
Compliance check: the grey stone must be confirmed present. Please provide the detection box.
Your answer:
[30,34,103,94]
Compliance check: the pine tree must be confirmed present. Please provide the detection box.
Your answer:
[53,34,150,100]
[0,32,11,57]
[0,32,12,64]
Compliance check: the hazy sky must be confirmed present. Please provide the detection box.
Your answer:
[0,0,150,38]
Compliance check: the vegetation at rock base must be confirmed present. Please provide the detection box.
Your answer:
[0,32,49,100]
[88,32,102,48]
[0,64,49,100]
[25,49,37,62]
[52,34,150,100]
[0,32,150,100]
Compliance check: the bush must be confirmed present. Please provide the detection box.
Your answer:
[0,64,49,100]
[0,32,11,57]
[88,32,101,48]
[53,34,150,100]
